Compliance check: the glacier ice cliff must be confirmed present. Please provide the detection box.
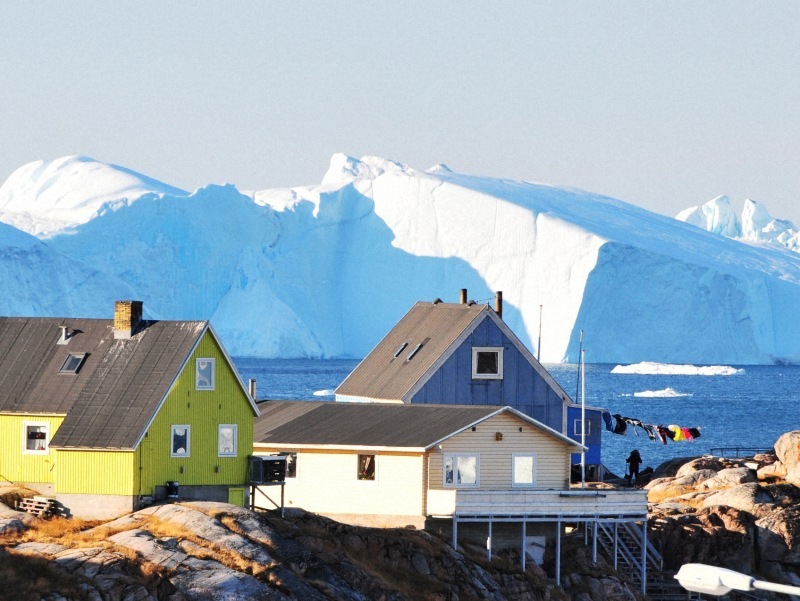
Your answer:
[2,154,800,365]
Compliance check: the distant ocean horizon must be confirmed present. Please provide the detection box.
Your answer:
[234,358,800,475]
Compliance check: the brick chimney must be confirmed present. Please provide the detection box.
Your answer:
[114,300,143,339]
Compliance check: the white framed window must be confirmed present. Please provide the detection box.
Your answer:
[23,422,49,454]
[196,358,215,390]
[573,419,592,437]
[171,425,190,457]
[512,453,537,487]
[218,424,237,457]
[59,353,87,374]
[472,347,503,379]
[444,453,479,486]
[357,454,376,481]
[279,452,297,478]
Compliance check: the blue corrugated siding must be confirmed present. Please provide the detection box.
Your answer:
[412,320,566,432]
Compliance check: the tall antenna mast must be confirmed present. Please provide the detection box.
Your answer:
[537,304,543,362]
[581,339,586,489]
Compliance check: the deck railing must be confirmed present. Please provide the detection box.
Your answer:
[428,487,648,518]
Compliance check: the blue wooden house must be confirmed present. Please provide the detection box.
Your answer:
[335,292,572,434]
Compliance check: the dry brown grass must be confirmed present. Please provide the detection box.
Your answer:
[0,548,89,601]
[137,515,269,578]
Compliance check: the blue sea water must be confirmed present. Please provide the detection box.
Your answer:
[234,358,800,474]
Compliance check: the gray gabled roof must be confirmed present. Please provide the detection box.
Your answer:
[254,401,583,450]
[0,316,209,449]
[334,300,572,404]
[334,301,490,402]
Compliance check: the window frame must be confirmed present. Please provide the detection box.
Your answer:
[171,424,191,458]
[471,347,504,380]
[573,418,592,437]
[512,452,537,487]
[279,452,298,478]
[195,358,215,391]
[59,352,88,374]
[443,453,480,487]
[217,424,237,457]
[22,421,50,455]
[357,453,377,481]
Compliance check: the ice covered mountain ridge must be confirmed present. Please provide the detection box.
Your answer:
[2,154,800,365]
[676,195,800,252]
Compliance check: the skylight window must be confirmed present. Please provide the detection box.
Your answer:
[393,342,408,358]
[406,343,423,361]
[59,353,87,374]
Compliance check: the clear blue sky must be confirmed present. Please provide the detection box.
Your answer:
[2,2,799,224]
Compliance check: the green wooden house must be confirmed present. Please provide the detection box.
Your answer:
[0,301,259,519]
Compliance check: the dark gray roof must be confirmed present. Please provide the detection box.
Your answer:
[0,317,208,449]
[334,301,490,401]
[254,401,507,448]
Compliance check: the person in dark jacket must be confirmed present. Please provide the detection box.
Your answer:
[626,449,642,485]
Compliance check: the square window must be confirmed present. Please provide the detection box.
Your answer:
[171,425,190,457]
[444,454,479,486]
[357,454,375,481]
[573,419,591,437]
[513,454,536,486]
[472,347,503,379]
[23,423,49,454]
[280,452,297,478]
[196,358,215,390]
[218,424,237,457]
[59,353,87,374]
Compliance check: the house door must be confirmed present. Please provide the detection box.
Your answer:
[228,487,245,507]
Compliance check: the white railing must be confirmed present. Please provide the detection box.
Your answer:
[428,488,648,518]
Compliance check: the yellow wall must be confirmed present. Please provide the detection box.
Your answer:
[254,447,425,517]
[0,414,64,485]
[55,450,137,495]
[136,331,254,496]
[427,412,572,490]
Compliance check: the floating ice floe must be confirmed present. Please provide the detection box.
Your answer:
[632,387,693,398]
[612,362,744,376]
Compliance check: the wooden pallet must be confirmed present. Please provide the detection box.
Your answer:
[16,496,55,517]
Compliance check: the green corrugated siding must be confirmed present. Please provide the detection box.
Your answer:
[0,414,63,484]
[136,331,254,495]
[55,450,136,494]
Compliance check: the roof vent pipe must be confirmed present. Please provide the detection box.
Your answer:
[58,325,69,345]
[460,288,468,304]
[495,291,503,320]
[248,379,257,400]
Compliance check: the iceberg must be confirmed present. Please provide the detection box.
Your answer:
[2,153,800,365]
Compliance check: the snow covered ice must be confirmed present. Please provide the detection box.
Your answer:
[2,153,800,365]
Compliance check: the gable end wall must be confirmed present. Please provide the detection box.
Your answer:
[413,320,566,431]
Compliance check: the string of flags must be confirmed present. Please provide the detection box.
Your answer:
[602,412,702,445]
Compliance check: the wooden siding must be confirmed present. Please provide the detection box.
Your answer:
[0,414,64,484]
[413,320,567,432]
[427,413,571,491]
[55,450,137,495]
[254,448,425,517]
[136,331,253,495]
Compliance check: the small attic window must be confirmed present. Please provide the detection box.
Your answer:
[393,342,408,358]
[59,353,87,374]
[406,343,423,361]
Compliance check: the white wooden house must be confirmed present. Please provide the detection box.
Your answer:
[252,401,651,586]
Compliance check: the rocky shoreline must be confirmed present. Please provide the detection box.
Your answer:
[2,431,800,600]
